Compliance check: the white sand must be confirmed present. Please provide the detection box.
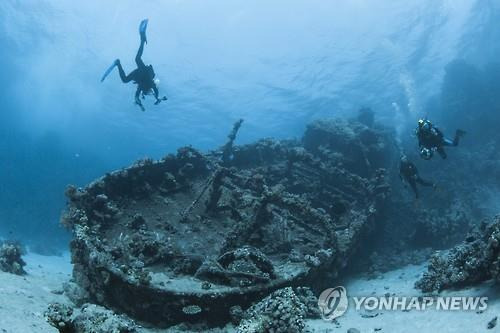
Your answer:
[1,253,499,332]
[307,264,500,333]
[0,252,72,333]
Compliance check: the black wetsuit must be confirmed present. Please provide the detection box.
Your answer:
[116,34,159,107]
[399,160,434,199]
[416,125,462,159]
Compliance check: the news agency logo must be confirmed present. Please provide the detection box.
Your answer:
[318,286,489,321]
[317,286,348,320]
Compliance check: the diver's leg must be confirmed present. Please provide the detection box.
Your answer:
[416,177,434,187]
[116,61,134,83]
[135,40,146,68]
[135,20,148,68]
[101,59,120,82]
[139,19,148,44]
[442,137,454,146]
[453,129,466,146]
[442,130,466,147]
[436,147,447,159]
[409,179,419,199]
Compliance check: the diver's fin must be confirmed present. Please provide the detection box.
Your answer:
[139,19,149,44]
[100,59,119,82]
[139,19,149,32]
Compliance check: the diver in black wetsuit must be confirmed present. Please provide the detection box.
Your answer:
[101,19,166,111]
[399,155,435,199]
[415,119,465,160]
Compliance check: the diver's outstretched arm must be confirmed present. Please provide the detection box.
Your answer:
[153,86,159,100]
[153,86,168,105]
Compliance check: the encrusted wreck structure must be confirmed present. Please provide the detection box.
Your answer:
[416,216,500,292]
[61,117,396,327]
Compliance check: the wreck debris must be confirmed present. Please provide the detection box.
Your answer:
[222,118,244,165]
[180,119,244,221]
[61,117,395,327]
[182,304,203,316]
[205,167,228,214]
[195,246,276,287]
[488,316,498,330]
[179,173,216,222]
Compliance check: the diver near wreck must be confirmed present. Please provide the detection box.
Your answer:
[101,19,167,111]
[415,118,465,160]
[399,154,435,199]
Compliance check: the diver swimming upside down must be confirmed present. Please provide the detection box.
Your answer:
[101,19,167,111]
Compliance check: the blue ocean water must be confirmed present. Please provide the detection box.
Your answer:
[0,0,499,249]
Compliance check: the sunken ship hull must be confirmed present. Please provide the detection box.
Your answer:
[62,118,395,327]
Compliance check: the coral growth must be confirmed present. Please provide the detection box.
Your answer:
[46,302,137,333]
[236,287,307,333]
[415,217,500,292]
[0,241,26,275]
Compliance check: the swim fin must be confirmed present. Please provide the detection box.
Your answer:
[101,59,119,82]
[139,19,148,44]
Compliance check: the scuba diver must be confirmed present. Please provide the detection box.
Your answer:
[101,19,167,111]
[399,154,435,199]
[415,118,466,160]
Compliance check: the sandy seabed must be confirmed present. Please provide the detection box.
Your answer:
[0,254,498,333]
[307,264,500,333]
[0,253,71,332]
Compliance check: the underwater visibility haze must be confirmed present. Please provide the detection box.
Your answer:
[1,0,499,246]
[1,0,500,332]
